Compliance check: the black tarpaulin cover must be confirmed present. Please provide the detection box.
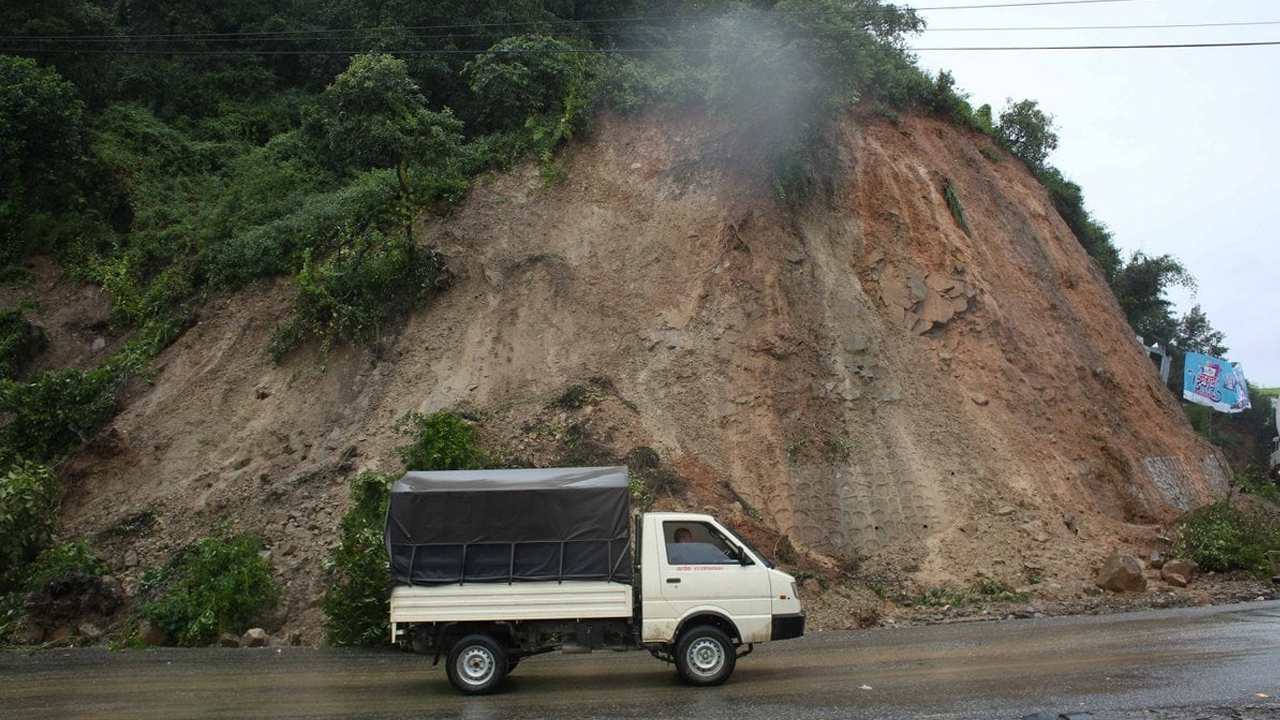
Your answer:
[385,466,632,585]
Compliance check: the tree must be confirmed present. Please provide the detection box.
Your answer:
[1173,304,1227,357]
[464,35,581,132]
[0,55,88,263]
[304,54,463,174]
[1113,252,1195,343]
[997,98,1058,171]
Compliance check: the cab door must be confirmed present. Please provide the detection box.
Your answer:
[657,520,771,642]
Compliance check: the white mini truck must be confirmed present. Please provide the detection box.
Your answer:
[386,466,805,694]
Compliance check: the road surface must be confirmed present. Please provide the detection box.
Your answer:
[2,600,1278,720]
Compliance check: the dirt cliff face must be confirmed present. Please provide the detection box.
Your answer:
[53,110,1226,639]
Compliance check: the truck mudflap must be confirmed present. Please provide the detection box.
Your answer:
[770,612,806,641]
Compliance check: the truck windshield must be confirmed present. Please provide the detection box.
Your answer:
[718,525,775,569]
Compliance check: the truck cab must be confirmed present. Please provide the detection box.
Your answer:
[639,513,804,648]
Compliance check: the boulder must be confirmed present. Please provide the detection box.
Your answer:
[1095,552,1147,593]
[1162,558,1200,583]
[243,628,270,648]
[138,620,168,647]
[1165,572,1189,588]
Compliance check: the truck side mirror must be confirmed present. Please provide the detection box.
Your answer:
[735,547,755,566]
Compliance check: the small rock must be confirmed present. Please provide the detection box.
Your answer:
[255,387,272,400]
[124,550,139,568]
[78,623,104,641]
[138,620,168,647]
[1147,550,1166,569]
[218,633,242,648]
[91,337,106,352]
[1165,572,1188,588]
[1095,551,1147,593]
[995,506,1016,516]
[1162,558,1200,583]
[243,628,270,648]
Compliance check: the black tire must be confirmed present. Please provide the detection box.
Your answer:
[674,625,736,686]
[445,634,508,695]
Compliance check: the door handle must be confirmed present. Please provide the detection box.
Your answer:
[666,577,681,584]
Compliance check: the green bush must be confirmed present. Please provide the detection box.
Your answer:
[393,412,489,472]
[0,461,60,590]
[267,228,440,361]
[321,471,396,647]
[0,307,47,381]
[138,535,277,646]
[324,412,492,646]
[0,367,121,463]
[1171,501,1280,576]
[26,539,108,592]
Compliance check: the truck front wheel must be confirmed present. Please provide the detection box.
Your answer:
[675,625,736,686]
[446,634,508,695]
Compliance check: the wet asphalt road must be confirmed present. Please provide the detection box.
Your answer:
[2,600,1278,720]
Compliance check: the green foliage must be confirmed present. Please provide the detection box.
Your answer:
[322,471,397,647]
[0,55,91,264]
[943,179,971,237]
[26,539,108,592]
[325,412,494,646]
[305,54,465,175]
[465,35,582,133]
[628,470,655,512]
[0,367,122,463]
[0,461,60,590]
[393,412,490,472]
[1171,501,1280,576]
[0,307,47,381]
[139,534,278,646]
[1113,251,1195,343]
[996,99,1059,172]
[1035,166,1121,281]
[267,227,441,361]
[917,579,1030,607]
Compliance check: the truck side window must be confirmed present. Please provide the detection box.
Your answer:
[664,521,738,565]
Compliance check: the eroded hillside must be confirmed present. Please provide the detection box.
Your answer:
[49,109,1226,640]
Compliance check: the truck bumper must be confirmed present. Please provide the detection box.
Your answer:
[770,612,806,641]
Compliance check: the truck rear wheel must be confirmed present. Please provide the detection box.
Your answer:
[446,634,508,695]
[675,625,736,686]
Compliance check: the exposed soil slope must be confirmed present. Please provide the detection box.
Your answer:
[41,109,1227,641]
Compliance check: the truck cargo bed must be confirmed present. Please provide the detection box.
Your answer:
[390,581,633,625]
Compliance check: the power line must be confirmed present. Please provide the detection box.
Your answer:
[0,1,1152,43]
[913,40,1280,50]
[913,0,1148,9]
[921,0,1152,9]
[6,39,1279,57]
[10,17,1280,47]
[923,20,1280,32]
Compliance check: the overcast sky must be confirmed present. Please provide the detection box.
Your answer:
[907,0,1279,388]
